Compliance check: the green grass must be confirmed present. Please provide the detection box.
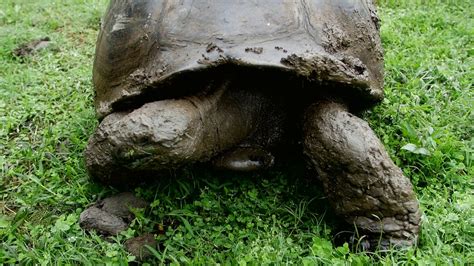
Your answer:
[1,0,472,264]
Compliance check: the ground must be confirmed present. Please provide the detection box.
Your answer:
[0,0,472,264]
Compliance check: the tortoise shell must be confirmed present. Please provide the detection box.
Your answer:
[93,0,384,119]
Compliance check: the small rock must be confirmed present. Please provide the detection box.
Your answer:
[125,233,158,261]
[79,206,128,235]
[97,192,148,222]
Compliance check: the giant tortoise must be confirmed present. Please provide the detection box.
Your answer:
[82,0,421,250]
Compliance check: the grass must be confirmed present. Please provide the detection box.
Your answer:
[0,0,472,264]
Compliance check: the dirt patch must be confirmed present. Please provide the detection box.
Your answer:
[13,37,52,58]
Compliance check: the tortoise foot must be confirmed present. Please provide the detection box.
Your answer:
[304,101,421,249]
[351,209,421,251]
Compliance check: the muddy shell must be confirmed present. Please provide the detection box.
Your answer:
[93,0,384,119]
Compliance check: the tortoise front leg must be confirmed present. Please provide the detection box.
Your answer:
[303,101,421,250]
[84,83,268,185]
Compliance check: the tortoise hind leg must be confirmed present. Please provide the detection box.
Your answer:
[303,101,421,250]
